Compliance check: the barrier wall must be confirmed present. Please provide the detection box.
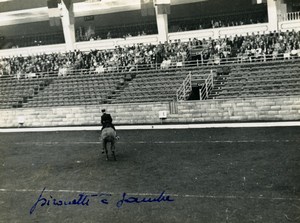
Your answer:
[0,35,160,57]
[74,35,159,51]
[278,20,300,32]
[0,96,299,128]
[0,44,67,57]
[168,23,270,42]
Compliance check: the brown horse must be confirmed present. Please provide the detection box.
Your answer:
[101,127,117,161]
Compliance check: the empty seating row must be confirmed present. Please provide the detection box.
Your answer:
[211,60,300,99]
[22,72,124,107]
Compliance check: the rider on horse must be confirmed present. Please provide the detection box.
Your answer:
[101,109,119,153]
[101,109,116,131]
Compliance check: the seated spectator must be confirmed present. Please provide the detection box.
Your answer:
[95,63,105,74]
[58,64,68,77]
[25,71,36,79]
[160,57,171,69]
[176,61,183,68]
[284,48,291,60]
[14,69,22,80]
[126,60,136,72]
[272,49,279,60]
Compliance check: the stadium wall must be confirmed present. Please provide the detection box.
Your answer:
[0,96,299,128]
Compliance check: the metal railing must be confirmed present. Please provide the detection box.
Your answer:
[280,11,300,21]
[199,70,214,100]
[1,52,300,80]
[176,72,192,101]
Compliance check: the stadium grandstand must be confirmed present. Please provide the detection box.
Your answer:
[1,1,300,223]
[0,0,298,126]
[0,0,299,126]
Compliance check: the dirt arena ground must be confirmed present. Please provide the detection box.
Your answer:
[0,126,299,223]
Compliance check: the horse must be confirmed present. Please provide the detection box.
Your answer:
[100,127,117,161]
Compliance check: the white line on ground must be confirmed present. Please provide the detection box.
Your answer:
[0,188,299,201]
[7,139,298,145]
[0,121,300,133]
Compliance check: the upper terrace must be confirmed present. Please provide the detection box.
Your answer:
[0,0,299,57]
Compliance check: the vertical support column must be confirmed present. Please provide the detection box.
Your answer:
[267,0,278,31]
[155,7,169,42]
[155,0,170,43]
[60,0,75,51]
[276,0,287,21]
[212,29,220,40]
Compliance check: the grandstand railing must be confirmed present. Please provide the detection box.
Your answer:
[1,53,300,79]
[199,70,214,101]
[176,72,192,101]
[281,11,300,21]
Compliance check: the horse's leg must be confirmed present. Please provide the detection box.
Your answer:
[103,139,109,161]
[100,134,105,154]
[101,139,105,156]
[111,140,116,161]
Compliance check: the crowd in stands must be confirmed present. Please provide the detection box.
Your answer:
[76,14,267,41]
[76,24,156,42]
[169,12,267,32]
[0,29,300,78]
[189,29,300,64]
[0,33,65,50]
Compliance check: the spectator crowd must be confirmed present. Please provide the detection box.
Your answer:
[0,29,299,78]
[169,12,267,32]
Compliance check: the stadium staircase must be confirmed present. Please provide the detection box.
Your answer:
[176,71,192,101]
[105,73,135,104]
[112,69,189,104]
[172,60,300,101]
[23,72,126,107]
[181,68,226,101]
[0,78,52,109]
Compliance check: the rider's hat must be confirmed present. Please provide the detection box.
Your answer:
[101,109,106,113]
